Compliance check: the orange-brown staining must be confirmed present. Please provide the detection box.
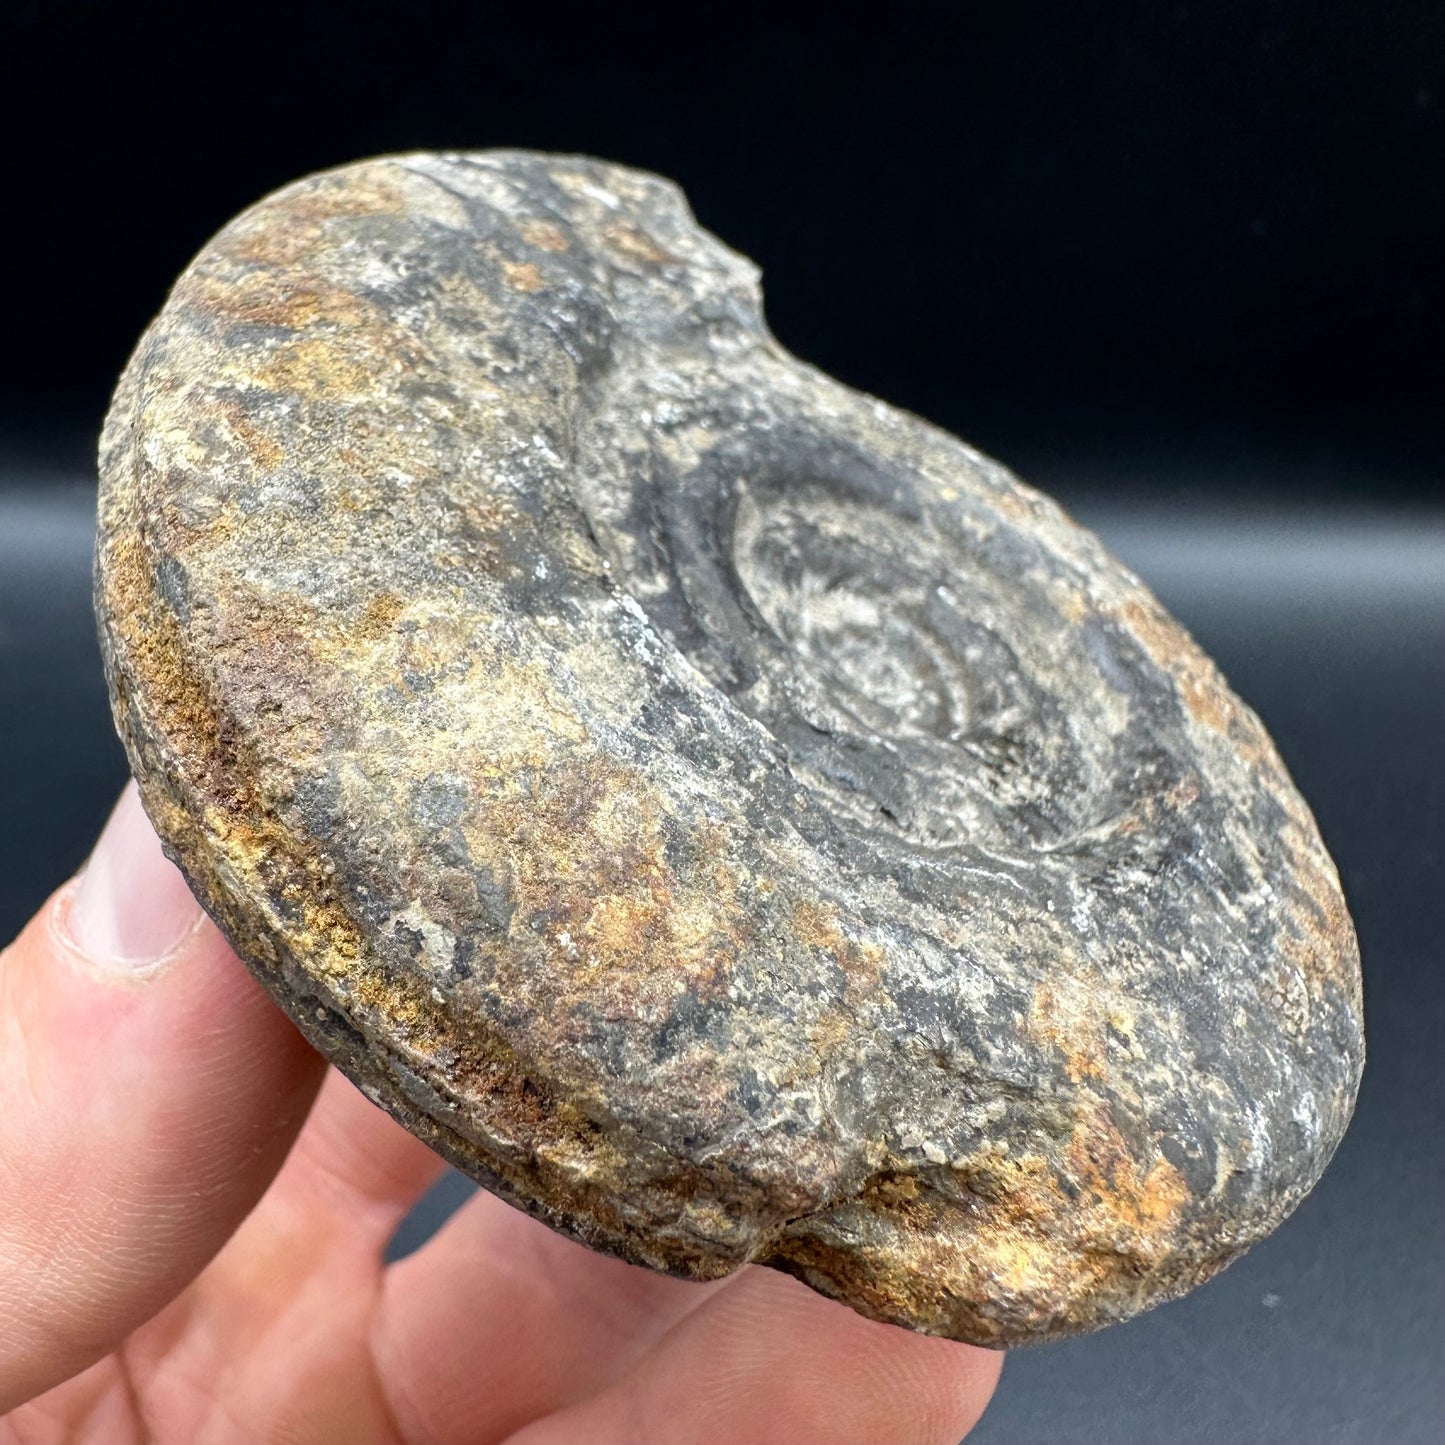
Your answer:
[792,898,840,951]
[1165,776,1202,811]
[933,1147,1080,1318]
[183,265,419,416]
[173,270,319,331]
[357,590,406,640]
[766,1225,980,1342]
[1178,674,1234,733]
[812,1014,1189,1335]
[792,899,886,1002]
[254,336,379,401]
[221,588,333,677]
[603,220,678,266]
[1277,816,1361,1005]
[1134,1158,1191,1228]
[298,896,366,976]
[519,217,570,251]
[102,528,224,784]
[227,170,409,268]
[186,396,286,477]
[790,898,890,1085]
[100,526,373,1008]
[1063,1097,1188,1246]
[1029,978,1107,1083]
[806,1008,854,1060]
[865,1171,924,1209]
[251,286,327,329]
[911,1103,1190,1334]
[1224,696,1283,774]
[227,414,283,474]
[1120,599,1236,733]
[315,937,609,1218]
[346,1017,664,1274]
[284,169,410,225]
[775,1161,1086,1342]
[502,260,545,292]
[470,759,745,1020]
[177,265,378,341]
[989,480,1047,525]
[231,219,328,269]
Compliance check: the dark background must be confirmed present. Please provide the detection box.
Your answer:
[2,4,1441,1441]
[3,0,1443,490]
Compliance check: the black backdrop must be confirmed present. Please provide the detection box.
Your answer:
[2,0,1442,492]
[1,5,1441,1443]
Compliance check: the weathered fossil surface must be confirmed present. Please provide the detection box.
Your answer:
[95,151,1364,1345]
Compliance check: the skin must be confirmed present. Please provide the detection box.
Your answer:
[0,785,1001,1444]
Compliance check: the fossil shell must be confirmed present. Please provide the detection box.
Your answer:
[95,152,1363,1344]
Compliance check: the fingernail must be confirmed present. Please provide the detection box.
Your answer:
[67,784,203,972]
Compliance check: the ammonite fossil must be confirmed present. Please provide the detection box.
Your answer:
[95,152,1363,1345]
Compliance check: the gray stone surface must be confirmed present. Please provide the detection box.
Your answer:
[94,152,1363,1344]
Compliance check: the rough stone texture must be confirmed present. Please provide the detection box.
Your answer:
[94,152,1364,1346]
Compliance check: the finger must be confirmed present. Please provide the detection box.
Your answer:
[374,1188,725,1444]
[233,1066,448,1257]
[0,784,326,1412]
[65,1076,444,1445]
[503,1266,1003,1445]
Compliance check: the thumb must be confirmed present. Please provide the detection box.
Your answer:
[0,783,325,1411]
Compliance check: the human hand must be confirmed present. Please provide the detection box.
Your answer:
[0,784,1002,1443]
